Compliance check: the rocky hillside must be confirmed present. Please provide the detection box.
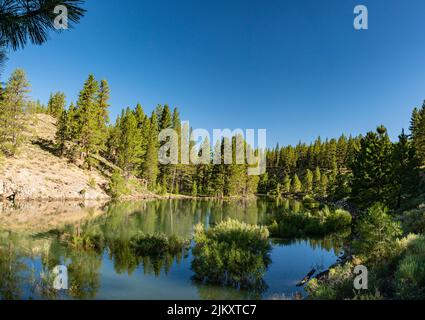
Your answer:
[0,114,110,201]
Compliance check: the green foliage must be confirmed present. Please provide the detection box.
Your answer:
[350,126,395,209]
[131,233,188,257]
[291,174,302,194]
[141,112,159,189]
[74,75,102,167]
[319,172,329,197]
[47,92,66,118]
[392,129,420,208]
[0,0,85,51]
[307,233,425,300]
[264,135,360,199]
[400,207,425,234]
[331,172,351,201]
[282,175,291,194]
[306,262,358,300]
[55,109,70,155]
[191,219,271,290]
[191,181,198,196]
[0,69,31,156]
[394,235,425,299]
[354,203,402,262]
[302,195,319,209]
[117,108,142,175]
[108,170,130,199]
[269,206,352,238]
[313,167,321,194]
[410,102,425,165]
[303,169,314,194]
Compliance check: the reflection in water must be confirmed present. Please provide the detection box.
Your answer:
[0,198,348,300]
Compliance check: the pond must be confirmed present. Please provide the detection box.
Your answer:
[0,199,346,300]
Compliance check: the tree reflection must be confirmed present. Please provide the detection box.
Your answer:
[0,198,349,300]
[0,232,26,300]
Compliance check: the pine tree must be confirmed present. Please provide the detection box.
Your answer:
[74,74,102,168]
[393,129,420,208]
[313,167,321,194]
[55,109,69,156]
[0,69,31,155]
[47,92,66,118]
[170,107,182,192]
[350,125,395,209]
[209,139,226,197]
[325,138,338,172]
[410,103,425,165]
[282,175,291,194]
[118,108,142,176]
[195,137,211,195]
[226,135,247,196]
[303,169,314,194]
[291,174,302,194]
[106,114,122,165]
[141,112,159,189]
[134,103,146,126]
[0,1,85,74]
[35,100,47,113]
[157,105,174,191]
[97,79,110,150]
[66,103,78,140]
[246,173,260,195]
[336,135,348,170]
[159,104,172,130]
[319,173,328,197]
[137,105,151,165]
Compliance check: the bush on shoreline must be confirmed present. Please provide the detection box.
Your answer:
[306,203,425,300]
[268,206,352,238]
[191,219,271,290]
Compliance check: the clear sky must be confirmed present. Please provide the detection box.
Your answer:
[2,0,425,147]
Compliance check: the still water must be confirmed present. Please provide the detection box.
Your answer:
[0,199,345,300]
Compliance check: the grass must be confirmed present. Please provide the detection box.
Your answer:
[191,219,271,290]
[306,203,425,300]
[268,206,352,238]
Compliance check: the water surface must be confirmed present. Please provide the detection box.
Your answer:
[0,199,344,300]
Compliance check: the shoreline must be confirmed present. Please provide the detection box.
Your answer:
[0,192,259,204]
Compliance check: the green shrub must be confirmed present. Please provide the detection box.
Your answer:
[354,203,402,263]
[306,263,356,300]
[303,195,319,209]
[306,208,425,300]
[327,209,353,230]
[191,219,271,290]
[108,170,130,199]
[131,233,188,257]
[306,260,383,300]
[269,207,352,238]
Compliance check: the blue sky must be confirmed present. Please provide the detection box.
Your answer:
[3,0,425,147]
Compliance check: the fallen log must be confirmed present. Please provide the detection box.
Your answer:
[296,268,316,287]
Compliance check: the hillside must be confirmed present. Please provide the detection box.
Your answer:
[0,114,110,201]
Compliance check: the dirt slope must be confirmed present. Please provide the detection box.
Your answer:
[0,114,110,201]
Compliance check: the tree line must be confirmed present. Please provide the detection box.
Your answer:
[36,72,258,197]
[1,69,424,206]
[262,110,424,211]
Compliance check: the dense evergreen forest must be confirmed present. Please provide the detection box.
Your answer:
[1,69,424,212]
